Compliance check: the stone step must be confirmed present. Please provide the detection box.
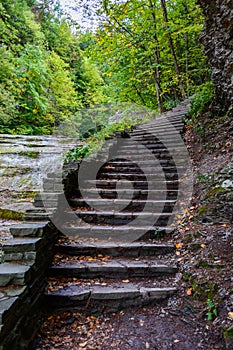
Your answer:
[69,198,176,212]
[68,210,173,226]
[129,137,184,144]
[76,188,179,200]
[34,193,60,201]
[83,179,179,190]
[55,242,175,257]
[130,129,183,137]
[130,125,184,137]
[117,144,185,151]
[113,155,185,163]
[24,209,55,221]
[48,260,178,279]
[33,192,61,208]
[0,263,31,287]
[130,132,183,140]
[116,148,186,156]
[106,156,185,165]
[99,166,180,174]
[9,222,49,238]
[42,182,64,192]
[130,127,184,136]
[96,173,179,181]
[105,161,186,169]
[0,286,27,324]
[2,238,42,263]
[60,224,172,241]
[44,284,177,311]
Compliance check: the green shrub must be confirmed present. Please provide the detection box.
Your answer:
[188,81,214,118]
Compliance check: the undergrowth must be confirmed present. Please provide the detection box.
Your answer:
[65,113,151,161]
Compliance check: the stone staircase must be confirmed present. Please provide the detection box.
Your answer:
[44,99,192,312]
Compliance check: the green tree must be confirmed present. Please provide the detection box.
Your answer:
[79,0,208,111]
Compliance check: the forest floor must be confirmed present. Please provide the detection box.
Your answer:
[31,117,233,350]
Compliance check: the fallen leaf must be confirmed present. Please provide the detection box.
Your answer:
[176,243,183,250]
[201,244,206,248]
[186,288,193,296]
[79,342,87,347]
[228,312,233,319]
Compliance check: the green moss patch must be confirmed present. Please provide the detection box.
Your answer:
[0,208,24,220]
[18,151,39,158]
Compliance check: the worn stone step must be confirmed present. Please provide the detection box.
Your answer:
[130,129,183,138]
[69,211,173,226]
[44,284,177,311]
[9,222,49,238]
[130,126,184,135]
[83,179,179,190]
[60,224,172,241]
[2,238,42,263]
[75,188,179,200]
[130,133,183,141]
[49,260,177,279]
[115,150,186,159]
[96,173,179,181]
[33,200,58,208]
[3,238,42,252]
[0,286,27,326]
[69,198,176,212]
[117,144,185,151]
[107,156,185,165]
[34,193,60,202]
[100,165,180,174]
[104,159,186,173]
[56,242,175,257]
[0,263,31,287]
[33,192,60,208]
[130,128,184,137]
[24,209,55,221]
[113,157,185,165]
[129,136,184,144]
[42,182,64,192]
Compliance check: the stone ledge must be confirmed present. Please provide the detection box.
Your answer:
[0,264,31,287]
[10,222,49,238]
[44,285,177,311]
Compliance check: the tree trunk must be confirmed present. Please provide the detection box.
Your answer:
[148,0,164,113]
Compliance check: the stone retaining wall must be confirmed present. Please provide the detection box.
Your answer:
[0,222,58,349]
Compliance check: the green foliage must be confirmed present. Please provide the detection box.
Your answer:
[186,81,215,138]
[0,0,108,135]
[19,151,39,158]
[65,107,149,161]
[0,0,214,135]
[188,81,214,118]
[81,0,209,112]
[206,298,218,321]
[0,208,24,221]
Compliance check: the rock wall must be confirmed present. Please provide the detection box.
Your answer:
[197,0,233,116]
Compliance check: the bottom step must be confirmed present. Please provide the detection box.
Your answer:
[44,284,177,312]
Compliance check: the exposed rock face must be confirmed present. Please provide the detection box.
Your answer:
[197,0,233,115]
